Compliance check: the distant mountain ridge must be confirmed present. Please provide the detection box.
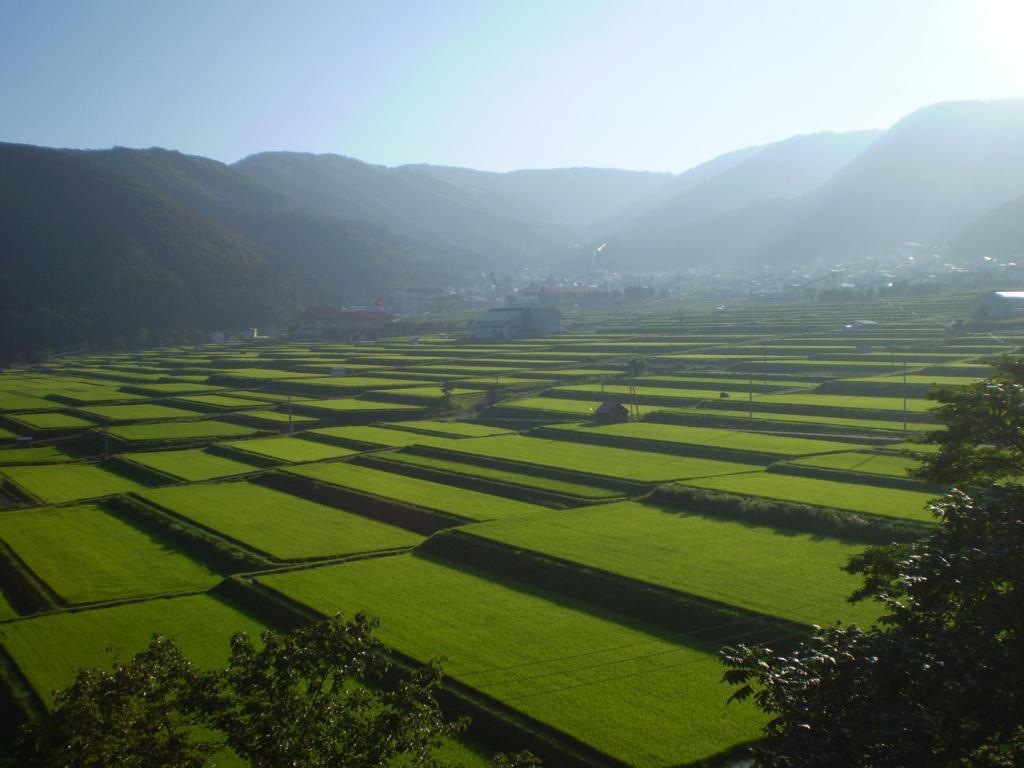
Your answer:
[0,143,286,360]
[766,99,1024,262]
[398,164,674,233]
[601,130,883,265]
[4,97,1024,360]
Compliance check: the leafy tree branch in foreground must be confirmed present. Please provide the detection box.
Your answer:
[721,358,1024,767]
[13,612,538,768]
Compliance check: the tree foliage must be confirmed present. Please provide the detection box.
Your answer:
[13,613,536,768]
[440,380,456,409]
[14,635,214,768]
[911,356,1024,487]
[721,357,1024,767]
[206,613,460,768]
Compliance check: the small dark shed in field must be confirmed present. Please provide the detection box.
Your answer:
[594,400,629,425]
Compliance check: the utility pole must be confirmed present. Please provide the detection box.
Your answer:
[748,368,753,424]
[762,341,768,388]
[287,395,293,435]
[902,356,908,433]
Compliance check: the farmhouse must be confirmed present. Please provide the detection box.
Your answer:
[593,400,629,425]
[300,304,395,339]
[468,307,562,340]
[973,291,1024,319]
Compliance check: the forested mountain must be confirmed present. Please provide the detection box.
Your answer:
[81,147,475,306]
[400,165,674,233]
[0,143,286,360]
[234,151,573,265]
[595,99,1024,269]
[952,193,1024,258]
[586,143,766,238]
[4,98,1024,360]
[598,131,881,265]
[764,99,1024,263]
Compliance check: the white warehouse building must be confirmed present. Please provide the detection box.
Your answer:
[469,307,562,340]
[973,291,1024,320]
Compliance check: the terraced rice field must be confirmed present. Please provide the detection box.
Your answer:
[754,392,935,413]
[681,471,938,522]
[7,412,96,430]
[236,409,318,425]
[77,403,200,422]
[386,420,513,438]
[0,463,145,504]
[434,435,760,484]
[0,594,265,704]
[463,501,878,626]
[549,383,760,405]
[0,504,218,603]
[0,591,15,621]
[661,406,937,433]
[175,393,267,409]
[125,382,222,395]
[121,448,261,481]
[284,462,548,521]
[221,436,357,463]
[260,556,766,768]
[106,420,258,442]
[296,398,424,414]
[380,451,622,499]
[138,482,421,559]
[0,395,61,412]
[308,425,459,449]
[789,451,922,477]
[0,446,75,465]
[0,293,996,766]
[548,422,864,456]
[499,396,659,416]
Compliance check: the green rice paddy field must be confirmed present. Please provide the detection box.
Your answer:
[8,412,96,430]
[77,403,200,422]
[548,422,864,456]
[106,420,259,442]
[379,451,622,499]
[681,471,937,522]
[0,446,74,465]
[0,594,265,705]
[463,501,878,626]
[138,482,422,560]
[499,396,659,417]
[175,393,267,409]
[387,420,513,438]
[659,405,937,432]
[434,434,760,483]
[260,555,766,768]
[121,448,261,481]
[0,592,15,621]
[789,451,922,477]
[1,463,145,504]
[221,435,357,463]
[285,461,548,521]
[0,295,999,766]
[308,424,460,449]
[0,504,218,603]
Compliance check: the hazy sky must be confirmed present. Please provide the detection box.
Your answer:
[2,0,1022,172]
